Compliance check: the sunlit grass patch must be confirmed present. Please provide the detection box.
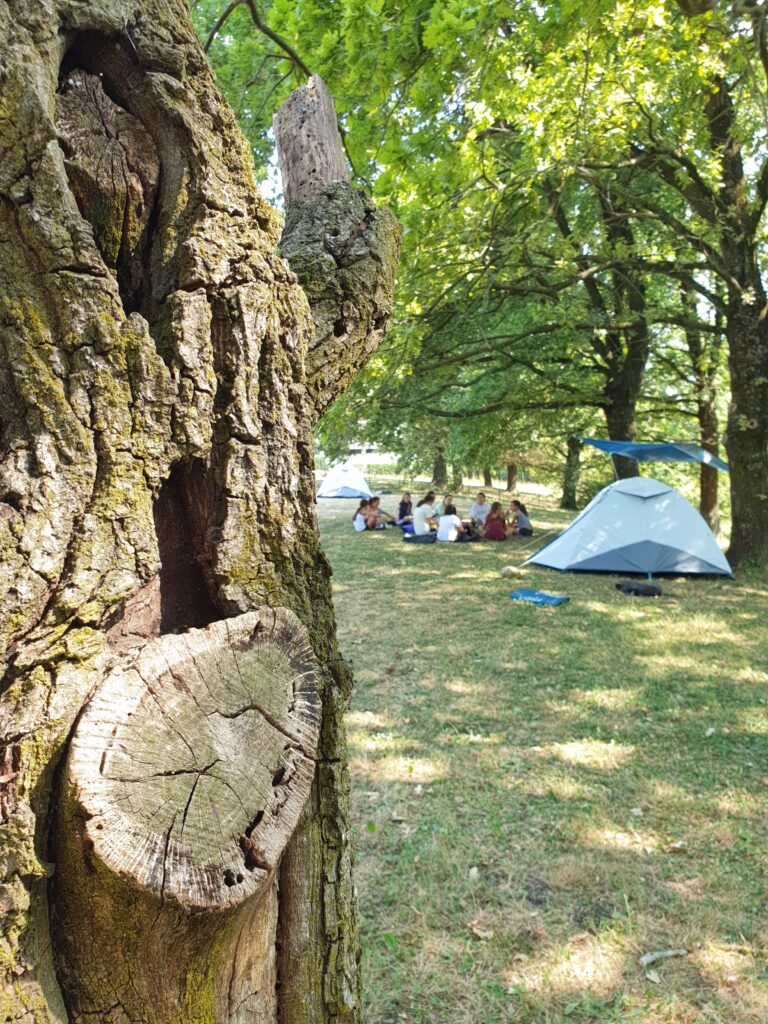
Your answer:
[550,739,636,769]
[317,496,768,1024]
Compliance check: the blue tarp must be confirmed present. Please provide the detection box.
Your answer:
[578,438,729,474]
[509,589,570,606]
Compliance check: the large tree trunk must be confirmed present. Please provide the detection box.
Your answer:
[482,466,493,488]
[723,301,768,564]
[598,190,649,482]
[560,437,582,510]
[505,461,518,492]
[675,1,768,565]
[0,5,400,1023]
[547,178,647,482]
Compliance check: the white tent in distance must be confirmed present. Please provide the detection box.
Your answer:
[526,476,731,576]
[317,462,373,499]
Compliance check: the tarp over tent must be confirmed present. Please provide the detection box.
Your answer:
[526,477,732,576]
[317,462,373,499]
[578,438,730,474]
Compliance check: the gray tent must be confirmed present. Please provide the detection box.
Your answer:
[526,476,731,575]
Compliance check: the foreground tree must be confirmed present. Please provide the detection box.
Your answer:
[0,3,399,1022]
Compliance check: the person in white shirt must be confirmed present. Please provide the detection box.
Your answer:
[436,504,464,542]
[412,491,437,535]
[469,492,489,526]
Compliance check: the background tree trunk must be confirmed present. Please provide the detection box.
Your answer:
[603,403,640,479]
[682,299,721,533]
[560,438,583,510]
[723,301,768,563]
[0,4,400,1023]
[482,467,493,488]
[431,447,448,488]
[506,461,518,492]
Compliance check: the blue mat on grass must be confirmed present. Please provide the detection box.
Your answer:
[509,588,569,607]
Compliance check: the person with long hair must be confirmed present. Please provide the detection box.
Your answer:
[508,499,533,536]
[369,496,396,527]
[412,491,437,535]
[396,491,413,524]
[483,501,508,541]
[434,492,453,518]
[436,502,464,542]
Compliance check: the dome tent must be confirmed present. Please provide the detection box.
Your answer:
[317,462,373,499]
[526,477,731,576]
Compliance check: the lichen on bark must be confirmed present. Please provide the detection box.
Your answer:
[0,2,400,1022]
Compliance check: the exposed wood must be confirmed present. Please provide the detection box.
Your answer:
[54,609,319,1022]
[275,77,402,418]
[274,76,350,207]
[55,69,159,311]
[64,609,319,908]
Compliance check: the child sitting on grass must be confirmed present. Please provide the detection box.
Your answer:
[353,500,383,532]
[508,499,533,536]
[483,502,508,541]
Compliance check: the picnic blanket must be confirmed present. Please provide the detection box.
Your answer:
[509,588,569,607]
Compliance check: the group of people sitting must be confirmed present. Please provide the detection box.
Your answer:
[352,489,533,542]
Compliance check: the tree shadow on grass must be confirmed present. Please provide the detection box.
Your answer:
[318,499,768,1024]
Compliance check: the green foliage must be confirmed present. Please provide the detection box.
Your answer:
[194,1,753,499]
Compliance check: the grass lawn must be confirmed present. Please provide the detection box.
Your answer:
[318,495,768,1024]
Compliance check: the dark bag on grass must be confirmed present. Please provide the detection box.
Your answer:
[403,532,437,544]
[615,581,662,598]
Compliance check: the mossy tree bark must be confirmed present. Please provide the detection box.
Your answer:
[0,3,400,1023]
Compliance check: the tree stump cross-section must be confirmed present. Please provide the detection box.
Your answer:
[63,608,320,909]
[52,609,320,1023]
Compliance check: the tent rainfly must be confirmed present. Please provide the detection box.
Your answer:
[526,476,732,576]
[317,462,373,499]
[578,438,730,474]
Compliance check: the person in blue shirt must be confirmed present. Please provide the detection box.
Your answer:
[508,499,533,536]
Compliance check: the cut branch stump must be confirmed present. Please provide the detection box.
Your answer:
[54,608,319,1023]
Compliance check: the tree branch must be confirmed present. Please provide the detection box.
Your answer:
[244,0,312,77]
[204,0,312,80]
[204,0,244,53]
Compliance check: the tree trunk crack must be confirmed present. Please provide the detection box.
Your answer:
[179,759,220,841]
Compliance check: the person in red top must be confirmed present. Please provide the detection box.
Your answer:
[483,502,508,541]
